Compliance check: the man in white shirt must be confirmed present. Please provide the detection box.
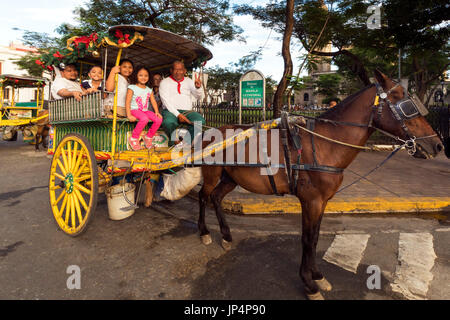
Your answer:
[159,61,205,146]
[51,64,84,101]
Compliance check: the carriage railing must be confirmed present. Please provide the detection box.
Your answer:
[49,91,103,124]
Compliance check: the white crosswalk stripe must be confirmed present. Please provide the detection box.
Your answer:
[390,233,437,300]
[321,232,438,299]
[322,234,371,273]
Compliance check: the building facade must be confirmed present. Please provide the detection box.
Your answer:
[0,42,50,104]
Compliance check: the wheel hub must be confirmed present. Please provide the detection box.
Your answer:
[64,173,74,194]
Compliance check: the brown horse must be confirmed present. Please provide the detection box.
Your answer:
[35,110,49,151]
[197,70,444,300]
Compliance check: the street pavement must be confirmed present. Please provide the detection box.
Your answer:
[0,138,449,300]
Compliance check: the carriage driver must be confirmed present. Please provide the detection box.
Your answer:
[159,61,205,147]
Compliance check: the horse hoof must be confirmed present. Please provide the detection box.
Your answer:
[201,234,212,245]
[221,239,232,251]
[306,291,325,300]
[315,277,332,292]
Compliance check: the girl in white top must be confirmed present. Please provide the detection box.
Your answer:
[104,59,134,117]
[125,67,163,150]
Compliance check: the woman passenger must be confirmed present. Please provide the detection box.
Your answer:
[104,59,134,117]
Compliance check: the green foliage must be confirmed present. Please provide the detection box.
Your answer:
[313,73,342,99]
[235,0,449,102]
[76,0,243,45]
[14,0,243,76]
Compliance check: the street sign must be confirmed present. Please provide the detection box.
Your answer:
[239,70,265,124]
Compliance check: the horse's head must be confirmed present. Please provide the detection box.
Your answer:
[373,70,444,159]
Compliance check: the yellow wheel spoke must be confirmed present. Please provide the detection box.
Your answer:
[74,193,84,225]
[75,175,91,183]
[75,161,88,178]
[58,192,69,218]
[64,194,71,225]
[60,145,69,173]
[70,192,76,228]
[67,142,72,172]
[72,150,85,177]
[57,159,67,176]
[50,185,61,191]
[74,182,91,195]
[54,172,65,181]
[59,193,69,217]
[53,190,66,206]
[74,188,89,212]
[71,142,79,172]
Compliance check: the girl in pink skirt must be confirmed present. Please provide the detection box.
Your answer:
[125,67,163,150]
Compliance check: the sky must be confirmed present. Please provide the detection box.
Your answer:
[0,0,308,81]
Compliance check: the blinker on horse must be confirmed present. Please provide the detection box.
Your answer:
[197,70,443,300]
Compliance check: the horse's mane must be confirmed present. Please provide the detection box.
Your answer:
[318,84,375,120]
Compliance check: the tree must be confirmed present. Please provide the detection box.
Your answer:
[76,0,243,45]
[272,0,295,118]
[313,73,342,100]
[14,0,243,76]
[236,0,449,106]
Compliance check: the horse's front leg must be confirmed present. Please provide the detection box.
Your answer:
[299,197,327,300]
[210,172,237,251]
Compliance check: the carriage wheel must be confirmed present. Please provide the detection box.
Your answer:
[49,133,98,236]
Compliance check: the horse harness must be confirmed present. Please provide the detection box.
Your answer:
[267,81,436,196]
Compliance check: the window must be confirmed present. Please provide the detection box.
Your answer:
[34,89,38,100]
[304,93,309,102]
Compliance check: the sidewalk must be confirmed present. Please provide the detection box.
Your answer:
[191,151,450,214]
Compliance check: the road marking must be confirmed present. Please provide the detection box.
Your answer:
[390,233,436,300]
[322,234,370,273]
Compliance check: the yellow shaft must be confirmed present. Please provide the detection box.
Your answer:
[111,48,123,159]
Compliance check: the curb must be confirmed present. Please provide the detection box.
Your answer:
[188,187,450,215]
[219,196,450,215]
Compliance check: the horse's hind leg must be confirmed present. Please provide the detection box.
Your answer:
[210,171,237,251]
[310,207,332,292]
[198,167,222,245]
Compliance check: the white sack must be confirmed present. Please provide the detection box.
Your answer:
[160,167,202,201]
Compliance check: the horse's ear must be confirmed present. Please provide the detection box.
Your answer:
[373,69,388,89]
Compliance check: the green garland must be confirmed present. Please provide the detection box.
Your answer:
[35,29,142,71]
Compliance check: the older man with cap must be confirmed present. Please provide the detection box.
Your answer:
[159,61,205,147]
[51,64,85,101]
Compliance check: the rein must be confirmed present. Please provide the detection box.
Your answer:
[290,83,437,155]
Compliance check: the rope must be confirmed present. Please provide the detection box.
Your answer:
[336,145,403,194]
[294,123,382,151]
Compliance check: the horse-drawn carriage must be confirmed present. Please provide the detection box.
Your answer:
[41,24,444,299]
[44,25,255,236]
[0,74,48,143]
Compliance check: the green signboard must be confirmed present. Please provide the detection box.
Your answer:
[241,80,264,108]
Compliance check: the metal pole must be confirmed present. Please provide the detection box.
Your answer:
[398,48,401,81]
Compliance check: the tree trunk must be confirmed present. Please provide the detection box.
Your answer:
[272,0,294,119]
